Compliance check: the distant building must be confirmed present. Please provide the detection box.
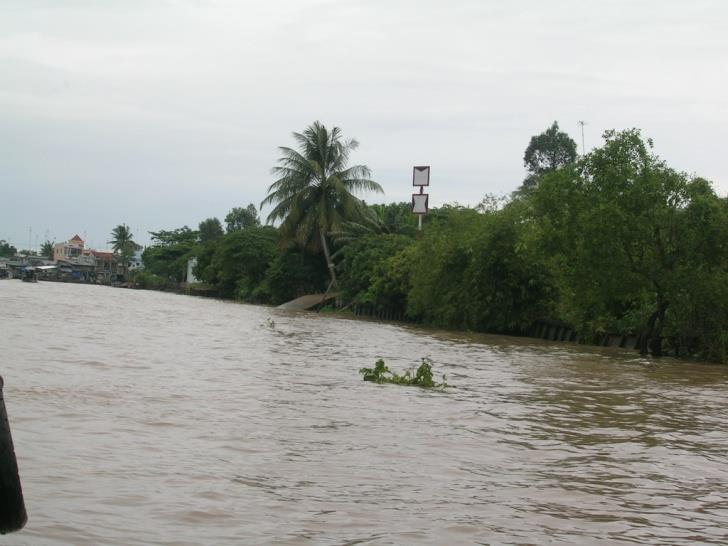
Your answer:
[90,250,119,282]
[53,234,87,262]
[52,234,120,282]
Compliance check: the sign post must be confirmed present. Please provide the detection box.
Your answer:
[412,166,430,231]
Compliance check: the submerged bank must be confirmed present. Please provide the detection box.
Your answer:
[109,279,721,365]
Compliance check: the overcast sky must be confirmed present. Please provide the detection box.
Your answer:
[2,0,727,250]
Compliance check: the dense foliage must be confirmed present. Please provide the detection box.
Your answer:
[518,121,578,192]
[530,129,728,359]
[262,244,329,305]
[131,123,728,363]
[40,240,54,260]
[0,240,17,257]
[225,205,260,232]
[141,226,198,283]
[337,233,413,313]
[200,226,278,300]
[198,217,224,243]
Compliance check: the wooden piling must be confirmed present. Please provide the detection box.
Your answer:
[0,376,27,534]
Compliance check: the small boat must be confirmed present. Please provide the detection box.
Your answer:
[20,268,38,283]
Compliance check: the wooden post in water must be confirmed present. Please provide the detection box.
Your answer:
[0,376,27,534]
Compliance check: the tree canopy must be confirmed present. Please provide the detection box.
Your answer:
[110,224,140,272]
[198,217,224,243]
[129,123,728,364]
[225,204,260,232]
[519,121,577,191]
[142,226,197,282]
[261,121,383,287]
[532,128,728,358]
[0,240,17,258]
[40,240,54,260]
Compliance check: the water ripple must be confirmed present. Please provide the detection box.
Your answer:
[1,281,727,545]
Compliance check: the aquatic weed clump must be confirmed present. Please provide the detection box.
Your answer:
[359,357,446,389]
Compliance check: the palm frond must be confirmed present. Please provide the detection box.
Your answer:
[262,121,384,251]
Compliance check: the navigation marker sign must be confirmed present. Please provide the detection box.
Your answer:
[412,166,430,231]
[412,166,430,186]
[412,193,428,214]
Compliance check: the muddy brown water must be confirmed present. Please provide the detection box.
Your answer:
[1,281,727,545]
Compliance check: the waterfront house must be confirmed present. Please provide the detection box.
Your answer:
[51,235,124,283]
[53,234,86,262]
[56,259,96,281]
[91,250,120,283]
[3,255,56,279]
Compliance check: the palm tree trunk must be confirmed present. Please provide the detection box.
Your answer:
[320,229,337,288]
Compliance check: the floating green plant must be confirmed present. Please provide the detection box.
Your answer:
[359,358,447,389]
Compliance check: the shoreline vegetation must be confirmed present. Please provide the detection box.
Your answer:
[8,122,726,364]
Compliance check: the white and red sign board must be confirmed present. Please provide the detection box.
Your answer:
[412,166,430,186]
[412,193,429,214]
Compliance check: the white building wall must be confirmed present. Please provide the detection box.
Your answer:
[186,257,199,284]
[128,249,144,271]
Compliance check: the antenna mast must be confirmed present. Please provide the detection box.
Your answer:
[577,121,587,155]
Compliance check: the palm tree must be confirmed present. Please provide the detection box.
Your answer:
[40,240,55,260]
[109,224,139,277]
[262,121,383,289]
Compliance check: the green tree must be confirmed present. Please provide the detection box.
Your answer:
[338,233,414,313]
[207,226,278,300]
[329,202,417,249]
[399,202,554,333]
[198,217,224,243]
[262,244,330,305]
[261,121,383,289]
[663,191,728,360]
[142,226,197,283]
[193,239,219,286]
[518,121,577,192]
[148,226,198,247]
[0,240,17,258]
[367,202,419,236]
[110,224,140,276]
[462,200,555,332]
[40,240,54,260]
[405,207,483,327]
[524,121,578,175]
[225,204,260,232]
[531,129,728,358]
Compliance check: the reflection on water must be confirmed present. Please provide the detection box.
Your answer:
[1,281,727,545]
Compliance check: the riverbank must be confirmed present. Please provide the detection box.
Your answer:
[115,280,712,364]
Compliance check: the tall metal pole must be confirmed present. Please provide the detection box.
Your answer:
[418,185,423,231]
[578,120,587,155]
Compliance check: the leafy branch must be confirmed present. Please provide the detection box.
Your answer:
[359,358,447,389]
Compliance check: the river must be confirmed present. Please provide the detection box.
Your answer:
[1,281,727,545]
